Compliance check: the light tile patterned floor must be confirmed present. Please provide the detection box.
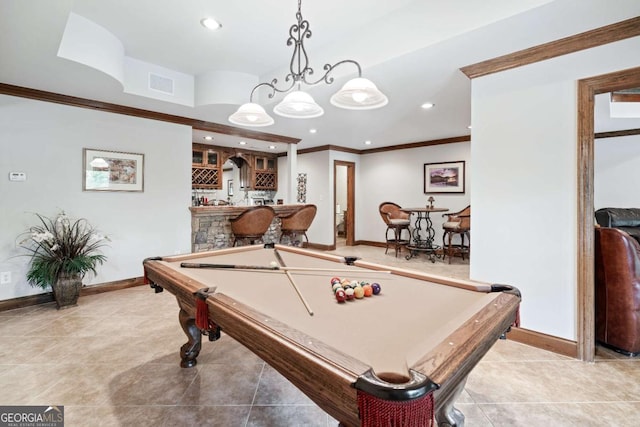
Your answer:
[1,244,638,426]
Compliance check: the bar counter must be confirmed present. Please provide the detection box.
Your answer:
[190,205,304,252]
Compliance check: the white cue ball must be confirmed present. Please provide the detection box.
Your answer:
[270,261,278,268]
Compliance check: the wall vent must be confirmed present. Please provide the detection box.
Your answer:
[149,73,174,95]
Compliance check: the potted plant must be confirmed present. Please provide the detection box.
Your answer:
[18,210,109,309]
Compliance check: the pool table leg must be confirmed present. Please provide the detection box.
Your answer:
[435,376,467,426]
[178,307,201,368]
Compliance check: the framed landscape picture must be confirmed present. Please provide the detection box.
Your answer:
[424,161,465,194]
[83,148,144,192]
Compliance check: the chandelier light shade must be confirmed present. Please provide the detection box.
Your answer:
[228,0,388,127]
[274,91,324,118]
[228,103,274,127]
[330,77,388,110]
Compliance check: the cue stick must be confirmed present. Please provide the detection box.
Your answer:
[273,249,314,317]
[180,262,391,274]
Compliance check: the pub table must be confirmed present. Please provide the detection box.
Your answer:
[401,207,449,262]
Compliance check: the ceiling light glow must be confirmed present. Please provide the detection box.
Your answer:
[421,103,435,109]
[201,18,222,31]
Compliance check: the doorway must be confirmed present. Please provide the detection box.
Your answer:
[577,66,640,362]
[334,161,355,246]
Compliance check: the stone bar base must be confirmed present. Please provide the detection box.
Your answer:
[190,205,303,252]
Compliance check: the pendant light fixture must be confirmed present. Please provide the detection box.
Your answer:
[229,0,388,127]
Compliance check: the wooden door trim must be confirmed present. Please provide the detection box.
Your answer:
[577,66,640,362]
[334,161,356,246]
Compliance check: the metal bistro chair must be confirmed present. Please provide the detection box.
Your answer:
[279,204,317,247]
[378,202,411,257]
[230,206,276,246]
[442,205,471,263]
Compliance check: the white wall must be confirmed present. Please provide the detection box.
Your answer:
[594,134,640,209]
[297,150,332,245]
[335,165,347,215]
[0,95,192,301]
[471,36,640,340]
[359,142,471,244]
[289,143,471,247]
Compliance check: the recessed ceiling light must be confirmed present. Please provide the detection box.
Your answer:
[239,141,247,145]
[269,145,276,150]
[467,125,472,129]
[364,140,372,145]
[203,135,213,140]
[309,128,317,134]
[201,18,222,31]
[421,103,435,109]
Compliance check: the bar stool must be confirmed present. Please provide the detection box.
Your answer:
[378,202,411,257]
[442,205,471,263]
[230,206,276,246]
[279,204,317,246]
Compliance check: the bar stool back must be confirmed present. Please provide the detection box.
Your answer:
[378,202,411,257]
[442,205,471,263]
[279,204,317,246]
[230,206,276,246]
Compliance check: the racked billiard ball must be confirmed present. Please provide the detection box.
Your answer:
[371,283,381,295]
[345,288,355,300]
[362,284,373,297]
[353,287,365,299]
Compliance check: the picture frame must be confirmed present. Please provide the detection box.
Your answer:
[228,179,234,196]
[83,148,144,192]
[424,161,465,194]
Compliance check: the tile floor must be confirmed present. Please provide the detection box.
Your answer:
[1,244,639,426]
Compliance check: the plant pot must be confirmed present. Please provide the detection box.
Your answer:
[52,272,82,309]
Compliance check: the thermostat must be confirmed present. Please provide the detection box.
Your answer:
[9,172,27,181]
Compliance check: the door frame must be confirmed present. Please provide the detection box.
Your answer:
[577,66,640,362]
[334,160,355,246]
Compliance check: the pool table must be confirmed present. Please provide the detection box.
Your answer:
[143,244,520,426]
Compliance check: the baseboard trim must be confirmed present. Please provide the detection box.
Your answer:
[507,327,578,358]
[355,240,385,248]
[306,243,334,251]
[0,277,146,312]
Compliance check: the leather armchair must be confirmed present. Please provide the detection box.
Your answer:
[594,227,640,355]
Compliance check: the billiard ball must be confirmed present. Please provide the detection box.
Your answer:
[270,261,279,268]
[345,288,355,300]
[335,289,346,303]
[362,284,373,297]
[330,277,341,284]
[332,283,343,293]
[354,287,365,299]
[371,283,381,295]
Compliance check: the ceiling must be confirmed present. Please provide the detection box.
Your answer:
[1,0,639,154]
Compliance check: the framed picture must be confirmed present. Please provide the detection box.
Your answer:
[228,179,234,196]
[83,148,144,192]
[424,161,465,194]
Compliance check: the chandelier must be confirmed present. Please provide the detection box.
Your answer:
[228,0,388,127]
